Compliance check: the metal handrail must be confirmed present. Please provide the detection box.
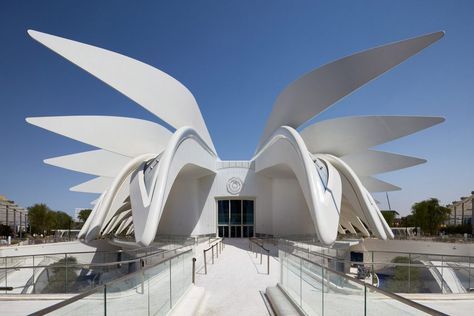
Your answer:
[203,238,224,275]
[0,248,170,270]
[279,236,474,260]
[285,242,471,269]
[28,248,193,316]
[0,237,196,260]
[249,238,270,275]
[282,247,448,316]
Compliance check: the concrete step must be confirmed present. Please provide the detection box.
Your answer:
[266,285,302,316]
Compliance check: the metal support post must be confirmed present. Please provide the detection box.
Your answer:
[267,251,270,275]
[204,250,207,275]
[192,258,196,284]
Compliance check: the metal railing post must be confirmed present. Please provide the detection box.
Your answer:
[4,259,7,294]
[216,244,219,259]
[65,253,68,293]
[192,258,196,284]
[104,284,107,316]
[364,284,367,315]
[469,256,471,291]
[267,250,270,275]
[212,245,214,264]
[32,255,35,294]
[408,253,411,292]
[441,255,444,292]
[203,250,207,275]
[260,251,262,264]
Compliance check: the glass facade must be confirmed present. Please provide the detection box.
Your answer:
[217,199,254,238]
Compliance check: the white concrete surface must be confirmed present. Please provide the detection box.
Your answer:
[196,239,279,315]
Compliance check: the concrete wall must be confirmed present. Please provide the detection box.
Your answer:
[272,178,315,236]
[156,161,313,237]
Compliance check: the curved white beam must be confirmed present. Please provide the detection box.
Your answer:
[70,176,113,193]
[258,32,444,149]
[45,149,131,177]
[301,116,444,156]
[103,209,132,235]
[319,154,388,240]
[361,176,401,192]
[27,116,171,158]
[130,127,217,246]
[340,200,371,237]
[84,153,155,242]
[116,216,133,235]
[79,191,106,239]
[28,30,215,153]
[254,126,342,245]
[342,150,426,176]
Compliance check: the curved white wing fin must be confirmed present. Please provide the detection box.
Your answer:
[45,149,131,177]
[70,176,113,193]
[360,176,401,192]
[342,150,426,176]
[258,32,444,148]
[301,116,444,156]
[26,116,171,157]
[28,30,215,153]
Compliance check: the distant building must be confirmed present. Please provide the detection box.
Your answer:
[0,195,29,235]
[446,192,473,233]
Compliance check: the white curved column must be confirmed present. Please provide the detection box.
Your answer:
[130,127,217,246]
[319,154,389,240]
[79,191,106,239]
[254,126,342,245]
[84,153,156,242]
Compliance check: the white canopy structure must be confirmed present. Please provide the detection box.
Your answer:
[26,29,445,246]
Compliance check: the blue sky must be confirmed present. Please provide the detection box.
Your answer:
[0,1,473,216]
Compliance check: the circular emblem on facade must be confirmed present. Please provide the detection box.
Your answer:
[226,177,243,195]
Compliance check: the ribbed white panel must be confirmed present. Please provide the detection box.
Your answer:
[26,116,171,157]
[342,150,426,176]
[28,30,215,153]
[70,176,113,193]
[301,116,444,156]
[258,32,444,148]
[45,149,131,177]
[360,176,401,192]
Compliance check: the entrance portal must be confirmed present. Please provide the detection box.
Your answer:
[217,199,254,238]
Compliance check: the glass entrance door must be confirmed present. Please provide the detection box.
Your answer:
[217,199,254,238]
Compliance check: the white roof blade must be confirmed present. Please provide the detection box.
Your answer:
[26,116,171,157]
[45,149,131,177]
[301,116,444,156]
[70,176,113,193]
[259,31,444,148]
[28,30,215,153]
[360,176,401,193]
[342,150,426,176]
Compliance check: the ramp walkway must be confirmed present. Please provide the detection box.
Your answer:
[195,238,279,316]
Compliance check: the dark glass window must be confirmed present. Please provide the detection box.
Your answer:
[243,226,254,237]
[218,200,229,225]
[230,200,242,225]
[231,226,241,237]
[242,200,254,225]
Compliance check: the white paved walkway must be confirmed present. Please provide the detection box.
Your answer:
[195,239,279,316]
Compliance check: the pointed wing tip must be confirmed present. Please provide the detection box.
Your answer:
[424,30,445,42]
[27,29,44,40]
[435,30,446,38]
[435,116,446,124]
